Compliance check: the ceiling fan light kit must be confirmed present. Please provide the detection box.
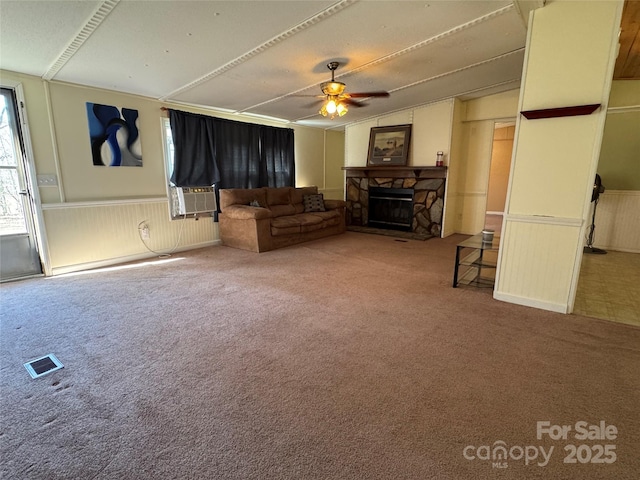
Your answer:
[319,99,348,118]
[321,81,346,96]
[317,61,389,119]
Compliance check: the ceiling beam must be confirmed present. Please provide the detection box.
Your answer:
[42,0,120,81]
[159,0,357,102]
[512,0,546,28]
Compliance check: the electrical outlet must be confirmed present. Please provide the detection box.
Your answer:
[140,223,150,239]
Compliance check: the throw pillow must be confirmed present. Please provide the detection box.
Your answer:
[303,194,325,212]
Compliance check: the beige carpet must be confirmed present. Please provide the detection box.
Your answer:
[1,232,638,479]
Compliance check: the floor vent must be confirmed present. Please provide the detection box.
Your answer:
[24,354,64,379]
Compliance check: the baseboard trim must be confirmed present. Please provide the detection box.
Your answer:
[591,246,640,254]
[493,290,569,314]
[50,240,220,276]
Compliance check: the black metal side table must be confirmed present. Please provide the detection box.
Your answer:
[453,233,500,288]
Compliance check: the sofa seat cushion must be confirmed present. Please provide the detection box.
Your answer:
[297,213,325,233]
[308,210,341,227]
[221,205,272,220]
[271,216,300,236]
[271,213,326,236]
[308,210,340,221]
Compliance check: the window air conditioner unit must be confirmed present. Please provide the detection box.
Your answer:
[170,186,216,217]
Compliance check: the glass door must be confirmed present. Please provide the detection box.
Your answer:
[0,87,42,280]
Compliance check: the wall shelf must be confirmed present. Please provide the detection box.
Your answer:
[520,104,601,120]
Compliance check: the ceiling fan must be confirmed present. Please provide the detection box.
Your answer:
[314,61,389,119]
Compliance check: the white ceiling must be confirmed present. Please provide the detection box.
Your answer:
[0,0,544,129]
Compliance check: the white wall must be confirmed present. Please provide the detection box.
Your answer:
[42,200,217,275]
[344,99,457,236]
[294,125,325,188]
[598,80,640,192]
[464,89,520,122]
[345,99,455,169]
[323,129,345,200]
[455,120,494,234]
[443,98,465,237]
[486,126,514,213]
[450,90,520,234]
[591,80,640,254]
[592,191,640,253]
[0,70,336,275]
[345,119,377,167]
[343,92,525,237]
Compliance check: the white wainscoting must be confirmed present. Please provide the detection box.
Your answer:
[42,198,219,275]
[495,216,583,313]
[591,190,640,253]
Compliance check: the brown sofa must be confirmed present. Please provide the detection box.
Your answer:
[219,186,346,252]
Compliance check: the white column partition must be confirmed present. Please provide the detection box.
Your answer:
[494,0,624,313]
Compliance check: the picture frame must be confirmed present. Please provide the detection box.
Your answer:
[367,124,412,166]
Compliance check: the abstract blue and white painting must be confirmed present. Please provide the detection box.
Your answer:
[86,102,142,166]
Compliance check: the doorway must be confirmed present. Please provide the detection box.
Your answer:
[0,87,42,281]
[484,123,515,234]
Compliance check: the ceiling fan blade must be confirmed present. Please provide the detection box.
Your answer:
[303,99,325,108]
[348,91,390,98]
[343,98,367,107]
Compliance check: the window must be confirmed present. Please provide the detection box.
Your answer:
[162,118,175,187]
[162,111,295,219]
[0,90,29,234]
[162,118,216,220]
[162,118,180,219]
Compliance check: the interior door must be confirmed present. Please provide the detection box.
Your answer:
[0,87,42,280]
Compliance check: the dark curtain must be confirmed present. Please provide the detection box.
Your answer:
[260,125,295,187]
[169,109,295,191]
[214,118,261,189]
[169,110,220,187]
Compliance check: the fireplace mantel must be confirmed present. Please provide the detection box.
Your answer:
[342,166,447,179]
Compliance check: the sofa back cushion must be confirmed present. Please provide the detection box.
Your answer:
[264,187,293,217]
[291,186,318,214]
[219,186,322,216]
[303,193,326,212]
[220,187,267,211]
[270,204,296,217]
[266,187,292,206]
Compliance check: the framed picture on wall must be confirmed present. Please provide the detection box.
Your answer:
[367,124,412,166]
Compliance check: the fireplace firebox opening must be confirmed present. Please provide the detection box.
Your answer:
[368,187,413,232]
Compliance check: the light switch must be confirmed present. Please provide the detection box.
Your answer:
[37,174,58,186]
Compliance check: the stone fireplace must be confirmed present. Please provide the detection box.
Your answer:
[343,166,446,237]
